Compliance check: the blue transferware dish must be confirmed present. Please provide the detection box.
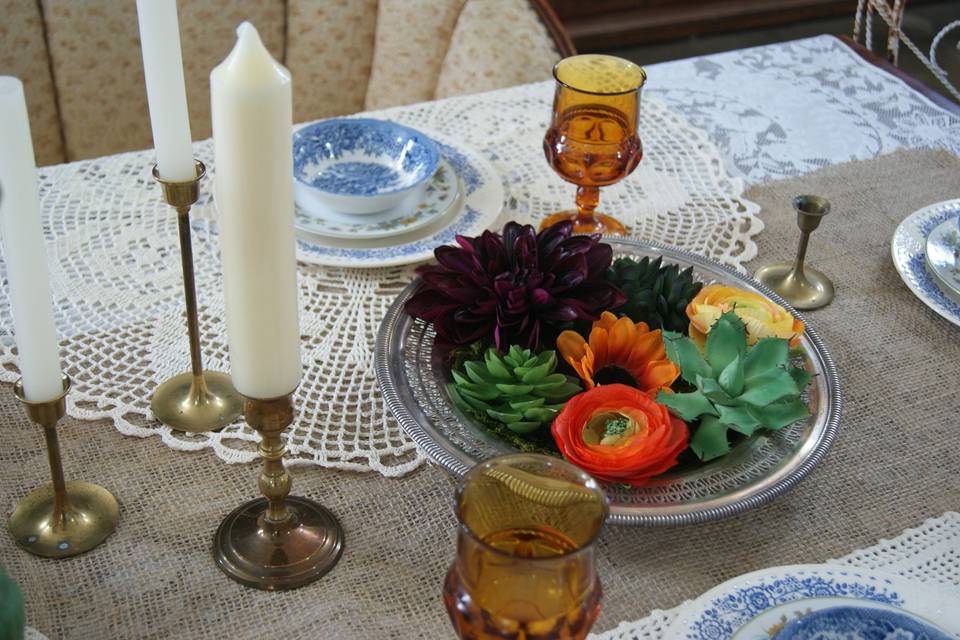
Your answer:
[774,605,953,640]
[293,118,440,215]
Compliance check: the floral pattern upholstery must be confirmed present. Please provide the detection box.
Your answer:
[0,0,64,165]
[1,0,567,164]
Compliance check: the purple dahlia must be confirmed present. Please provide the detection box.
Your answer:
[405,221,625,349]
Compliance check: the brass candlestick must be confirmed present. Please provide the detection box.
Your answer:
[8,376,119,557]
[755,194,836,310]
[213,391,344,590]
[151,160,242,432]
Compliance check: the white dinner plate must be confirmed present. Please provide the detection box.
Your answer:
[891,198,960,327]
[666,563,960,639]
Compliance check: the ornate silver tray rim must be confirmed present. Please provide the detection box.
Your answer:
[375,238,842,526]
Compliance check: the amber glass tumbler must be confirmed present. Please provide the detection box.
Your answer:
[443,454,608,639]
[541,54,647,235]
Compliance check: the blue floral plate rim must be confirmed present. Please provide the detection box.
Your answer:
[667,563,960,639]
[891,198,960,328]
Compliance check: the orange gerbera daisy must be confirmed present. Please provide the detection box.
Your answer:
[556,312,680,394]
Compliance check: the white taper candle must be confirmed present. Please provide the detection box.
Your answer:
[0,77,64,401]
[136,0,195,182]
[210,23,301,399]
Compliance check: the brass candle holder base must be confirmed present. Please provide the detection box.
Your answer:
[8,377,119,558]
[755,194,835,311]
[151,161,242,433]
[754,263,835,311]
[213,393,343,590]
[151,371,242,433]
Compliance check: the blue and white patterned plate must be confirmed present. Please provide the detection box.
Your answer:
[667,564,960,639]
[293,118,440,215]
[293,159,460,240]
[772,604,954,640]
[293,135,505,268]
[925,214,960,306]
[892,199,960,328]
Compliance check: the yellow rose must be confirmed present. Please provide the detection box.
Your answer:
[686,284,804,348]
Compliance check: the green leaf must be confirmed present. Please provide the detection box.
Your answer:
[538,381,583,400]
[789,366,813,390]
[704,312,747,376]
[718,354,745,397]
[487,408,525,423]
[737,368,799,406]
[448,384,492,414]
[656,389,717,421]
[484,350,513,380]
[494,383,534,396]
[750,398,810,430]
[508,397,545,411]
[663,330,711,385]
[699,375,734,405]
[715,404,763,436]
[505,421,542,434]
[455,381,500,401]
[523,407,558,422]
[690,415,731,461]
[463,360,496,385]
[516,352,556,383]
[743,337,789,380]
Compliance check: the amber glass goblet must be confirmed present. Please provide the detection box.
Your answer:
[443,454,609,640]
[541,54,647,236]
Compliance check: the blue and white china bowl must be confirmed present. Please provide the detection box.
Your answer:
[892,199,960,327]
[294,159,461,241]
[293,118,440,215]
[667,564,960,639]
[774,605,954,640]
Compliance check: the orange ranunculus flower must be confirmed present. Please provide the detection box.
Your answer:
[556,312,680,394]
[551,384,688,485]
[686,284,804,348]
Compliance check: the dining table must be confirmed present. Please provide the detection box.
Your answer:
[2,33,959,640]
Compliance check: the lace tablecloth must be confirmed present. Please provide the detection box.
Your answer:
[593,511,960,640]
[0,35,958,478]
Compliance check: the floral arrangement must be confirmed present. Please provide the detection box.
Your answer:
[406,221,811,483]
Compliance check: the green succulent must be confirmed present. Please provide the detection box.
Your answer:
[655,311,812,461]
[608,256,704,333]
[447,345,582,434]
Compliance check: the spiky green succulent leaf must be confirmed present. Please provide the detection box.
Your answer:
[449,346,581,435]
[607,256,704,333]
[656,311,811,461]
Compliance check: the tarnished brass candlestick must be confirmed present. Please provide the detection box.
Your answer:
[8,376,119,557]
[213,391,344,590]
[755,194,835,310]
[151,160,242,432]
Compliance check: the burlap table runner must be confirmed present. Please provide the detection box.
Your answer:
[2,148,959,639]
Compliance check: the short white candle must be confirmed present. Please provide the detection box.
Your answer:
[0,77,64,401]
[136,0,195,182]
[210,23,301,399]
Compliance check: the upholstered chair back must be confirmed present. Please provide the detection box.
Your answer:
[1,0,573,166]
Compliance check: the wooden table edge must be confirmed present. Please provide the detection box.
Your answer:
[833,34,960,117]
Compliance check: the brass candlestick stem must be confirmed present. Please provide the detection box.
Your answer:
[213,392,344,590]
[150,160,242,432]
[755,194,835,310]
[8,376,119,557]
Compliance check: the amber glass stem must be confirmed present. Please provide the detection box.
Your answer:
[575,186,600,225]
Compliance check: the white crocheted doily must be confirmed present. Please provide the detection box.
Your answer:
[591,511,960,639]
[0,85,760,475]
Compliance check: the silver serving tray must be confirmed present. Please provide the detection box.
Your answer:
[375,238,842,526]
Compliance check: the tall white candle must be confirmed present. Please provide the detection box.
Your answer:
[136,0,195,182]
[210,23,301,399]
[0,77,64,401]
